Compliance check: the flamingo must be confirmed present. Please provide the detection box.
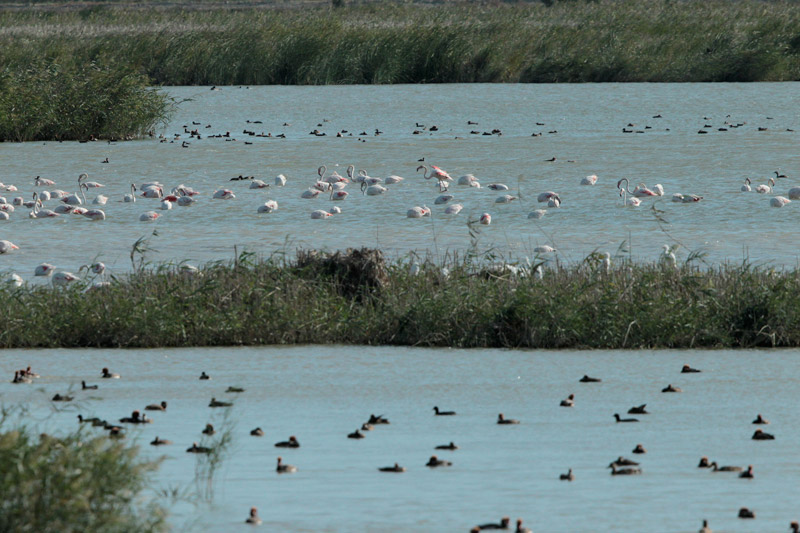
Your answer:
[580,175,598,185]
[141,187,163,199]
[417,165,453,192]
[301,188,322,199]
[34,176,55,187]
[34,263,55,276]
[53,271,80,286]
[160,200,172,210]
[5,273,22,286]
[54,204,75,214]
[29,194,59,218]
[139,211,160,222]
[78,173,104,188]
[601,252,611,273]
[123,184,137,202]
[257,200,278,213]
[496,194,517,204]
[92,194,108,205]
[0,240,19,254]
[310,209,333,219]
[330,190,348,201]
[212,189,235,200]
[488,183,509,191]
[528,209,546,219]
[0,212,8,221]
[176,194,196,207]
[770,196,791,208]
[479,212,491,225]
[741,178,752,192]
[82,209,106,221]
[755,178,775,193]
[537,191,558,203]
[171,184,199,196]
[0,204,14,213]
[673,193,703,203]
[275,174,287,186]
[249,180,270,189]
[660,244,677,268]
[444,203,463,215]
[329,206,342,214]
[457,174,478,186]
[534,245,556,254]
[434,194,454,205]
[787,187,800,199]
[362,183,387,196]
[72,207,88,215]
[407,206,431,218]
[385,175,404,184]
[617,178,658,198]
[38,190,51,202]
[619,189,641,207]
[50,189,67,199]
[547,195,562,208]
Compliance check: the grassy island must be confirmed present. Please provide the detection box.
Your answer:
[2,249,798,349]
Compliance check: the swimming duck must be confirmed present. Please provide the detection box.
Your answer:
[560,468,574,481]
[426,455,452,467]
[101,367,120,378]
[752,429,775,440]
[752,414,769,424]
[610,457,639,468]
[515,518,532,533]
[609,464,642,475]
[199,372,210,380]
[145,401,167,411]
[276,456,297,473]
[579,375,602,383]
[77,414,103,425]
[497,413,520,425]
[119,410,150,424]
[614,413,638,423]
[435,442,458,450]
[475,516,510,529]
[209,397,233,407]
[250,427,264,437]
[23,366,40,378]
[632,444,647,454]
[739,465,754,478]
[12,371,32,384]
[52,393,73,402]
[791,521,798,533]
[709,461,743,472]
[698,519,712,533]
[275,436,300,448]
[662,384,682,393]
[737,507,755,519]
[226,386,245,393]
[187,442,212,454]
[150,436,172,446]
[360,423,374,431]
[433,406,456,416]
[378,463,406,473]
[368,414,389,424]
[81,380,98,390]
[348,429,365,439]
[698,456,710,468]
[245,506,262,525]
[627,404,649,414]
[202,424,215,435]
[108,426,125,439]
[681,364,702,373]
[560,394,575,407]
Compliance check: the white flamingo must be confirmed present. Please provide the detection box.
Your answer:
[139,211,160,222]
[547,195,562,208]
[537,191,558,203]
[770,196,791,208]
[528,209,546,219]
[580,175,598,185]
[0,204,14,213]
[330,190,348,201]
[274,174,287,186]
[53,271,80,286]
[435,194,454,205]
[362,183,387,196]
[310,209,333,219]
[407,206,431,218]
[741,178,752,192]
[619,189,641,207]
[0,212,8,221]
[385,175,404,184]
[176,194,196,207]
[5,273,22,286]
[755,178,775,194]
[212,189,235,199]
[34,176,55,187]
[479,213,491,225]
[329,206,342,214]
[123,184,137,203]
[54,205,75,214]
[78,173,104,188]
[92,194,108,205]
[457,174,478,186]
[496,194,518,204]
[787,187,800,199]
[257,200,278,213]
[249,179,270,189]
[417,165,453,192]
[488,183,509,191]
[301,189,321,199]
[29,194,59,218]
[617,178,659,198]
[82,209,106,221]
[0,240,19,254]
[534,245,556,254]
[160,200,172,210]
[50,189,67,199]
[444,204,463,215]
[660,245,677,268]
[34,263,55,276]
[38,190,51,202]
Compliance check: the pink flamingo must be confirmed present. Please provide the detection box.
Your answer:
[417,165,453,192]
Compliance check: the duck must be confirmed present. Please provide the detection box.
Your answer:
[662,384,682,393]
[709,461,743,472]
[202,424,215,435]
[515,518,532,533]
[367,414,389,424]
[738,507,755,519]
[425,455,452,467]
[150,436,172,446]
[739,465,754,478]
[475,516,510,529]
[433,406,456,416]
[245,506,262,525]
[347,429,365,439]
[101,367,120,379]
[791,521,799,533]
[752,414,769,424]
[119,410,150,424]
[187,442,212,454]
[579,375,601,383]
[276,456,297,473]
[614,413,638,423]
[11,371,32,384]
[435,442,458,450]
[698,456,710,468]
[145,401,167,411]
[560,394,575,407]
[226,386,245,393]
[698,519,712,533]
[77,414,103,424]
[627,404,648,414]
[52,393,73,402]
[681,364,702,373]
[250,427,264,437]
[275,436,300,448]
[752,428,775,440]
[209,397,233,407]
[23,366,39,378]
[81,380,98,390]
[632,444,647,454]
[199,371,210,380]
[108,427,125,439]
[497,413,520,425]
[360,423,373,431]
[609,464,642,475]
[560,468,574,481]
[610,457,639,468]
[378,463,406,473]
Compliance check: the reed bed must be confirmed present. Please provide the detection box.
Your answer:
[0,1,799,84]
[2,249,800,349]
[0,420,166,532]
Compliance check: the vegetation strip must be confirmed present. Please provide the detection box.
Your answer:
[2,248,798,349]
[0,1,799,85]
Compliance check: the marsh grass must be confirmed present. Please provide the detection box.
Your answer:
[0,1,798,85]
[2,248,800,349]
[0,412,166,532]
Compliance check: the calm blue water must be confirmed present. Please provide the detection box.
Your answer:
[0,83,799,283]
[2,346,798,532]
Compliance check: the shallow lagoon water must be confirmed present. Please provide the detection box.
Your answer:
[2,346,799,532]
[0,83,799,281]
